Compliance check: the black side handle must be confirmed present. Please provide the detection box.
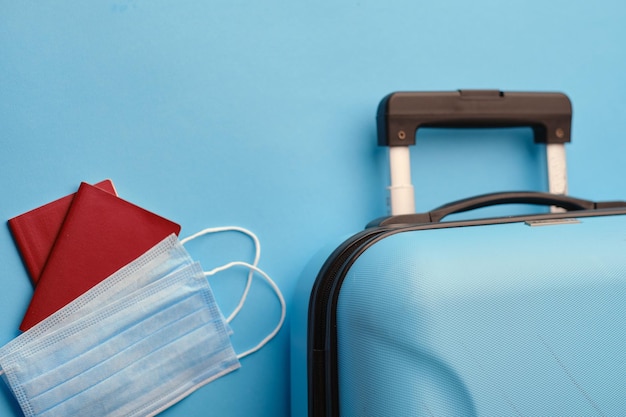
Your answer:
[377,90,572,147]
[370,192,626,227]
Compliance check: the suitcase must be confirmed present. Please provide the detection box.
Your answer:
[291,90,626,416]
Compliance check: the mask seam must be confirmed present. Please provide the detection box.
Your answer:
[65,325,237,417]
[23,292,209,403]
[3,363,34,417]
[30,309,224,417]
[141,362,242,417]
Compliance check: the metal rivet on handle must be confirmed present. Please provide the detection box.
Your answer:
[398,130,406,140]
[556,128,564,139]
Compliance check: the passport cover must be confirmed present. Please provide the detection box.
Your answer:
[19,182,181,331]
[8,180,117,286]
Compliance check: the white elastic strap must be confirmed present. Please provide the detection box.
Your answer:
[204,261,286,360]
[181,227,260,323]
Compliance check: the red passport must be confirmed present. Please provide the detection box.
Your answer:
[20,182,181,331]
[8,180,117,286]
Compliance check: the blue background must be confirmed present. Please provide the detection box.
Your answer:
[1,1,625,416]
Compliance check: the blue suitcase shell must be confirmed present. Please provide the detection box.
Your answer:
[291,91,626,416]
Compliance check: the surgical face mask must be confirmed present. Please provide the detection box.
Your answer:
[0,227,285,417]
[1,263,238,417]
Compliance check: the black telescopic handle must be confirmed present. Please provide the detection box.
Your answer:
[377,90,572,147]
[372,192,626,227]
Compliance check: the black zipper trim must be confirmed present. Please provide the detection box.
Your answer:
[307,227,388,417]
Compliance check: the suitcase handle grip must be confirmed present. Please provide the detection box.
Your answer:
[372,192,626,226]
[430,192,592,222]
[378,90,573,215]
[377,90,572,147]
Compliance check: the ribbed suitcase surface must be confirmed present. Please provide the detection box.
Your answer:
[337,215,626,416]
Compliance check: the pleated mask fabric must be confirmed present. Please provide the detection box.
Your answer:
[0,262,239,417]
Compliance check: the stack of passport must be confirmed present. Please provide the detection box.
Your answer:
[8,181,181,331]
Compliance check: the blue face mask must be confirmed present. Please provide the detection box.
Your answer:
[0,227,285,417]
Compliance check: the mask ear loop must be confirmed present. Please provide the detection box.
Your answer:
[180,227,260,323]
[204,261,286,360]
